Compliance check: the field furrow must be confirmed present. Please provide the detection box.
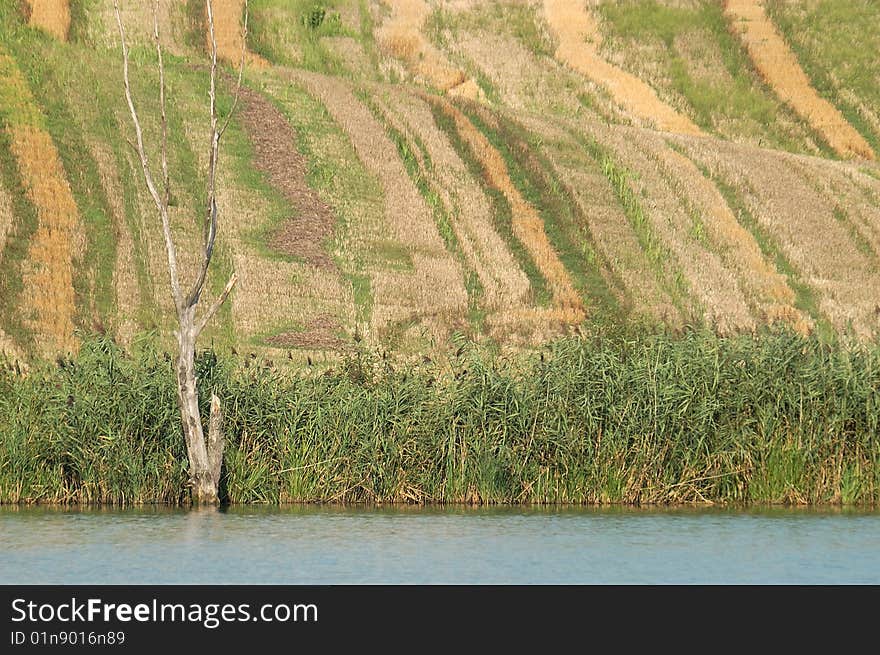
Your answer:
[88,141,141,344]
[724,0,874,160]
[682,137,880,336]
[584,121,754,333]
[26,0,69,41]
[368,85,531,314]
[543,0,702,136]
[433,97,584,325]
[288,70,468,342]
[657,141,802,328]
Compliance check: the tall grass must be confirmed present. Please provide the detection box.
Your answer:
[1,330,878,506]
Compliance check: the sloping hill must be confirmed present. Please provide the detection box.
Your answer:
[1,0,878,364]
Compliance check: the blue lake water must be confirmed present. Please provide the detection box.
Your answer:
[1,505,878,584]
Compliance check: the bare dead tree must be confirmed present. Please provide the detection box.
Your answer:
[113,0,248,504]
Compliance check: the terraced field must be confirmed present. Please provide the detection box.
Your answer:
[1,0,878,363]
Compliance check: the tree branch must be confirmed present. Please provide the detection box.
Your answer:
[195,272,237,337]
[186,0,222,308]
[219,0,249,139]
[113,0,183,309]
[153,0,171,208]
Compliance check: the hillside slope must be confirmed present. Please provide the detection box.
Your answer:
[1,0,879,364]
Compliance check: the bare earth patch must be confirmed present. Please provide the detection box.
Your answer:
[26,0,70,41]
[543,0,703,136]
[724,0,874,160]
[265,314,348,350]
[236,83,336,269]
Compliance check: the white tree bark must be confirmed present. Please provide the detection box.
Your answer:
[113,0,248,504]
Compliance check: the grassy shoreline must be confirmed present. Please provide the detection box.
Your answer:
[1,330,878,506]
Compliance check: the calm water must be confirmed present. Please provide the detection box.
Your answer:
[1,506,878,584]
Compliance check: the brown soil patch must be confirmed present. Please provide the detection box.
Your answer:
[543,0,702,136]
[377,0,482,100]
[288,70,468,342]
[235,83,336,269]
[209,0,268,69]
[26,0,70,41]
[265,314,348,350]
[10,125,80,354]
[433,97,584,325]
[724,0,874,160]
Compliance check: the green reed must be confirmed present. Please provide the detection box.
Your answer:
[1,328,878,506]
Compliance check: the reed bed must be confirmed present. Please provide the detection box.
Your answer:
[1,330,878,507]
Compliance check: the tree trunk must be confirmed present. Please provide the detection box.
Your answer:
[176,308,224,504]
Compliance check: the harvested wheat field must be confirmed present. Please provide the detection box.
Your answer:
[88,140,142,344]
[566,115,752,333]
[543,0,702,136]
[724,0,874,160]
[210,0,268,68]
[680,136,880,336]
[518,113,679,323]
[2,0,880,362]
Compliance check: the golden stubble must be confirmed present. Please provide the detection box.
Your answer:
[25,0,70,41]
[433,97,585,326]
[683,135,880,336]
[724,0,874,160]
[377,0,483,101]
[208,0,269,68]
[10,125,80,354]
[368,86,532,317]
[583,120,754,333]
[543,0,703,136]
[517,113,677,323]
